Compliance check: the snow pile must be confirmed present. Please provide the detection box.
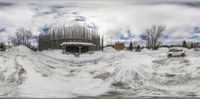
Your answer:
[103,47,117,52]
[41,50,103,63]
[0,48,27,96]
[111,53,153,90]
[158,47,169,52]
[7,45,33,56]
[0,46,112,97]
[1,46,200,97]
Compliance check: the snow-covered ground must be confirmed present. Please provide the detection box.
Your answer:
[0,46,200,98]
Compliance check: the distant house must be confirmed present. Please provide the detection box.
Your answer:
[114,42,125,51]
[106,41,125,51]
[39,25,103,54]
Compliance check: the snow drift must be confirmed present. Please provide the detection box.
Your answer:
[103,47,117,52]
[0,46,200,98]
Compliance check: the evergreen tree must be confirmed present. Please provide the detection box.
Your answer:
[129,42,133,51]
[0,43,4,48]
[0,43,6,51]
[135,45,141,52]
[190,42,194,48]
[182,40,187,48]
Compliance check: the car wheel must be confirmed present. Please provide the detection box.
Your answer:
[168,54,172,58]
[181,53,185,57]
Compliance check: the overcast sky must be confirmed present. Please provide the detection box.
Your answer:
[1,0,200,43]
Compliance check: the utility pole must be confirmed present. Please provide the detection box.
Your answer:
[102,35,104,51]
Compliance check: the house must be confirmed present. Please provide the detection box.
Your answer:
[114,42,125,51]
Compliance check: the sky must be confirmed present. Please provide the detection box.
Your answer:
[1,0,200,44]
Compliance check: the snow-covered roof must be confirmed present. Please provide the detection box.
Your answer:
[60,42,95,46]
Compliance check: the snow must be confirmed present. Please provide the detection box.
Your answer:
[40,50,104,63]
[103,47,117,52]
[1,45,200,98]
[60,42,95,46]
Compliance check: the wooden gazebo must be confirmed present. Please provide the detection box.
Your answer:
[60,42,95,54]
[38,24,103,54]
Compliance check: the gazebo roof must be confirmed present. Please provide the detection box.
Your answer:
[60,42,95,46]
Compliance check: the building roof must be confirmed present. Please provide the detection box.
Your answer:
[60,42,95,46]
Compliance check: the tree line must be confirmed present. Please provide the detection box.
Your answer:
[128,24,166,51]
[127,24,200,51]
[9,27,37,51]
[6,24,200,52]
[38,24,101,51]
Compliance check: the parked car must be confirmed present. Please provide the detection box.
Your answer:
[168,48,185,57]
[194,48,200,51]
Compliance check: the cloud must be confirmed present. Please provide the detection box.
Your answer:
[77,1,200,42]
[1,0,200,43]
[0,2,13,8]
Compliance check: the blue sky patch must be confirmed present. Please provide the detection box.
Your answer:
[39,25,52,34]
[192,26,200,34]
[0,28,5,33]
[139,34,147,41]
[120,31,134,41]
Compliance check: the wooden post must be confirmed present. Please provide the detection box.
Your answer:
[62,46,64,54]
[102,35,104,51]
[92,46,94,54]
[79,47,82,55]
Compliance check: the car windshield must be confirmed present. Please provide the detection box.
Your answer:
[169,49,182,52]
[169,49,176,52]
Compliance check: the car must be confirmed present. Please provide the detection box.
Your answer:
[168,48,185,57]
[194,48,200,51]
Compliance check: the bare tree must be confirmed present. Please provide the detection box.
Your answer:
[11,27,33,47]
[145,24,166,50]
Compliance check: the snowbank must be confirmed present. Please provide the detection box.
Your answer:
[158,47,169,51]
[40,50,104,63]
[7,45,33,55]
[1,45,200,97]
[103,47,117,52]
